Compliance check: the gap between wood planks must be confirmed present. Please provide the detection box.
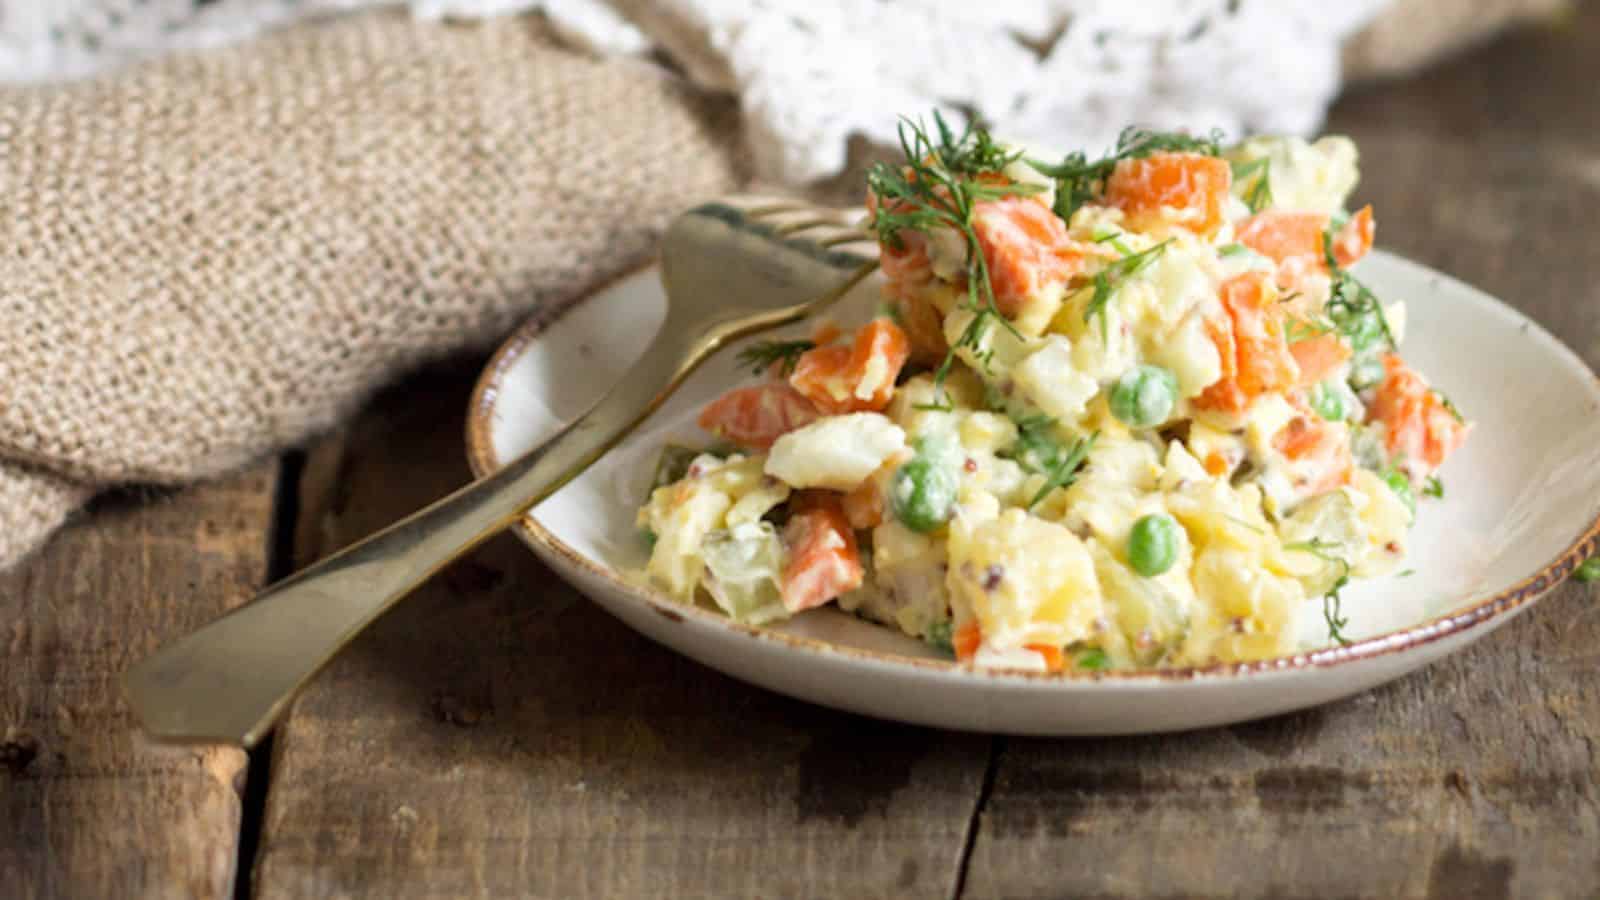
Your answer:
[232,450,306,900]
[950,736,1004,900]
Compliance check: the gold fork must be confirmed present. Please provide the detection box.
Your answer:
[125,197,879,747]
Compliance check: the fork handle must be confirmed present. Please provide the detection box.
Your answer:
[124,331,696,748]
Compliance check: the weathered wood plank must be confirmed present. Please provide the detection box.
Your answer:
[253,362,990,899]
[0,464,279,899]
[962,10,1600,899]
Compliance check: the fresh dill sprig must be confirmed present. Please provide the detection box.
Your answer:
[1084,239,1173,342]
[1029,430,1098,509]
[1422,475,1445,499]
[1007,416,1098,508]
[1230,157,1273,214]
[1322,225,1397,353]
[736,339,815,377]
[866,112,1041,400]
[1286,537,1354,646]
[1028,126,1224,222]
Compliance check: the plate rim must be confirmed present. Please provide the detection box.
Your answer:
[464,252,1600,685]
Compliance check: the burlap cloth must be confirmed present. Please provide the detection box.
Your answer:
[0,3,1567,570]
[0,14,745,569]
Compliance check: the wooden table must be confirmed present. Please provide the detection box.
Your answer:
[6,12,1600,899]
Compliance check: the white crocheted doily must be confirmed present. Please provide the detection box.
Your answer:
[0,0,1394,183]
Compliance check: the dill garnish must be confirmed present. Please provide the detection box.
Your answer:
[1322,225,1397,353]
[1286,537,1353,646]
[865,112,1042,400]
[736,339,815,377]
[1029,126,1224,222]
[1230,157,1272,214]
[1007,415,1098,509]
[1084,239,1173,342]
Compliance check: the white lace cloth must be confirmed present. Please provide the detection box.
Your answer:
[0,0,1394,183]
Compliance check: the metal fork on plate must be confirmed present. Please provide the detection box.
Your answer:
[124,198,879,748]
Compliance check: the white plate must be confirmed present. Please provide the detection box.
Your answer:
[466,251,1600,735]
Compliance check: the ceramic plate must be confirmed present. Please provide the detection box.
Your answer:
[466,251,1600,735]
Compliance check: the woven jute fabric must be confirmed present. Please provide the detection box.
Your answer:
[0,12,745,569]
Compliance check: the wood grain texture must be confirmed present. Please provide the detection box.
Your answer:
[252,363,990,900]
[0,466,278,900]
[962,10,1600,900]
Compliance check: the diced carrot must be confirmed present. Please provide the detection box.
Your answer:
[811,321,844,346]
[1027,643,1066,673]
[779,494,864,612]
[952,621,982,662]
[841,477,885,530]
[789,318,911,414]
[1104,152,1233,238]
[1367,354,1471,475]
[1273,398,1354,496]
[1194,273,1300,415]
[697,383,821,450]
[971,196,1086,318]
[869,184,937,310]
[1236,205,1376,292]
[1288,333,1352,387]
[1203,451,1232,478]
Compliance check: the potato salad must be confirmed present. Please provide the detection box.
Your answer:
[635,115,1470,672]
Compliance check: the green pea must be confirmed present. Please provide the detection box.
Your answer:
[1128,513,1182,577]
[1383,469,1416,518]
[1074,647,1110,671]
[891,457,958,533]
[1309,381,1347,422]
[1109,365,1179,429]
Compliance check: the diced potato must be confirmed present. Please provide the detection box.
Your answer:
[947,507,1104,650]
[1089,542,1193,665]
[1350,468,1410,575]
[765,413,907,491]
[639,481,732,601]
[1226,135,1360,216]
[1146,307,1223,400]
[1012,336,1101,424]
[1183,545,1304,663]
[943,307,1037,378]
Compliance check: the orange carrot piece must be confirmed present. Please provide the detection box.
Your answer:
[1027,643,1066,673]
[1194,272,1299,414]
[1273,399,1354,496]
[971,195,1085,318]
[952,621,982,662]
[841,477,885,530]
[1288,333,1352,387]
[1105,152,1233,237]
[789,318,911,414]
[1367,354,1471,474]
[1237,205,1376,292]
[779,494,864,613]
[1203,451,1232,478]
[697,383,821,450]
